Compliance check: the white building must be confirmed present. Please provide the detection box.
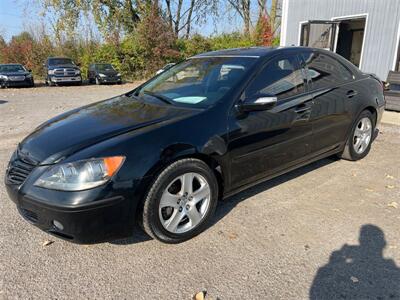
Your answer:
[280,0,400,80]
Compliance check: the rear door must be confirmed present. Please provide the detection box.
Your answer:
[301,50,356,154]
[228,53,314,189]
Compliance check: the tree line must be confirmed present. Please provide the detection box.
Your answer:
[0,0,280,80]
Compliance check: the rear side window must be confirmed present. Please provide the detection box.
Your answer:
[302,52,353,90]
[245,54,305,100]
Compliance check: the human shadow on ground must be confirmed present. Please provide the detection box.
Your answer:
[310,224,400,299]
[0,100,7,104]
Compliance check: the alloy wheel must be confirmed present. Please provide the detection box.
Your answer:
[353,117,372,154]
[158,172,211,234]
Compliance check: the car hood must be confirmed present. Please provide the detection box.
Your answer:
[48,64,79,70]
[19,95,196,164]
[0,72,30,76]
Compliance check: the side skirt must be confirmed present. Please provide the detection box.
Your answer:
[222,148,342,200]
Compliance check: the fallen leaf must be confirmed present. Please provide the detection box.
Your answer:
[304,244,310,251]
[350,276,359,283]
[386,185,395,189]
[227,232,238,240]
[388,202,398,209]
[352,173,357,177]
[386,174,395,179]
[193,291,205,300]
[42,240,54,247]
[365,188,374,192]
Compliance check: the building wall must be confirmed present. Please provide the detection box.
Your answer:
[280,0,400,80]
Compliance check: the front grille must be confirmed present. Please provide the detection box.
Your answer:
[6,151,38,185]
[54,68,77,76]
[19,208,39,223]
[9,76,25,81]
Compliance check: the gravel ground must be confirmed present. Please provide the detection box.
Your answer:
[0,84,399,299]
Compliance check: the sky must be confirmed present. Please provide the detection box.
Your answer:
[0,0,266,42]
[0,0,27,41]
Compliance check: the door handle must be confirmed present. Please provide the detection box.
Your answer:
[346,90,358,98]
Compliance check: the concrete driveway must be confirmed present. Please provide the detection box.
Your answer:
[0,85,399,299]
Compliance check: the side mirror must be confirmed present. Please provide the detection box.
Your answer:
[239,96,277,112]
[28,69,32,72]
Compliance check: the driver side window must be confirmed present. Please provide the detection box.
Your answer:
[245,55,305,101]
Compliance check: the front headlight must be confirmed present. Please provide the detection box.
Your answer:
[75,69,81,75]
[0,75,8,80]
[48,69,55,75]
[26,74,33,78]
[99,73,106,78]
[117,73,121,77]
[34,156,125,191]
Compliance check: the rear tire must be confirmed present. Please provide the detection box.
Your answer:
[338,110,374,161]
[141,158,218,243]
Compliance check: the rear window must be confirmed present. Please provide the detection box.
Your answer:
[302,52,353,90]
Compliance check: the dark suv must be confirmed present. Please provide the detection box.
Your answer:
[44,57,82,86]
[88,63,122,85]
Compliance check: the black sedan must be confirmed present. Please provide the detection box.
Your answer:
[88,63,122,85]
[0,64,34,88]
[5,47,385,244]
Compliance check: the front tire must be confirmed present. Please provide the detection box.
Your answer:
[141,158,218,243]
[338,110,374,161]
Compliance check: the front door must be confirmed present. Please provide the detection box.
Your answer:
[227,53,314,189]
[301,50,355,154]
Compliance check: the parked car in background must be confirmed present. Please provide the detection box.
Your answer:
[88,63,122,85]
[44,57,82,86]
[156,63,176,75]
[0,64,34,88]
[5,47,385,244]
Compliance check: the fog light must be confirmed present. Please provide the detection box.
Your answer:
[52,220,64,231]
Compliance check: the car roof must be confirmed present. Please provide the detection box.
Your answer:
[192,46,320,59]
[47,57,72,60]
[0,63,23,66]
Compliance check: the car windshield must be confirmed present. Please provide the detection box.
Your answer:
[95,64,115,72]
[49,58,73,65]
[136,57,257,108]
[0,64,26,73]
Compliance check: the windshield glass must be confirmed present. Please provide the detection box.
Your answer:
[48,58,73,65]
[95,64,115,72]
[0,64,26,73]
[137,57,257,108]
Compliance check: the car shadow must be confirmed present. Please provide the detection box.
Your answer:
[113,157,337,245]
[211,157,338,227]
[110,226,152,245]
[309,224,400,299]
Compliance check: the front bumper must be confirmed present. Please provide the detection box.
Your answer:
[5,180,139,244]
[1,78,34,87]
[98,76,122,84]
[49,75,81,83]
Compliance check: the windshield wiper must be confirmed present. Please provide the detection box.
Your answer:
[143,90,174,105]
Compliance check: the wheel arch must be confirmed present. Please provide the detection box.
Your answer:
[133,146,226,220]
[363,106,377,126]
